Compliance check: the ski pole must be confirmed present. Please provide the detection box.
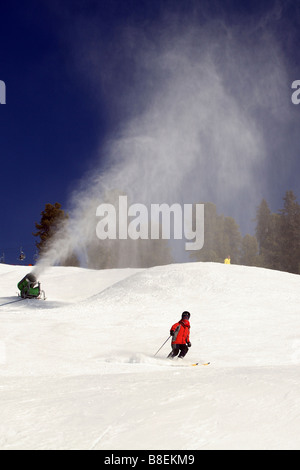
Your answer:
[0,297,26,308]
[154,335,171,357]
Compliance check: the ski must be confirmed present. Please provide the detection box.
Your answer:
[191,362,210,366]
[169,361,210,367]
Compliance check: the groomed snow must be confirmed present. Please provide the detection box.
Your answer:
[0,262,299,450]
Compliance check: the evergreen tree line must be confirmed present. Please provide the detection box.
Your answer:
[34,190,299,274]
[191,190,300,275]
[254,190,300,274]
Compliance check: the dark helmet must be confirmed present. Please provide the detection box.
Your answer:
[181,311,190,320]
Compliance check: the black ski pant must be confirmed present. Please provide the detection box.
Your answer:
[168,344,189,359]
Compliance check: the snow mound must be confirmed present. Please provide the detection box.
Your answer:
[0,262,299,450]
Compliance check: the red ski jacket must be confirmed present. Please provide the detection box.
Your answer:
[170,319,190,345]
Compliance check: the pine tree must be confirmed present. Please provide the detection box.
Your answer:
[33,203,79,266]
[34,203,66,253]
[255,199,279,269]
[255,199,272,254]
[240,234,259,266]
[278,190,300,274]
[255,193,300,273]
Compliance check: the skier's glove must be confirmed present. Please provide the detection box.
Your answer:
[170,330,174,336]
[187,342,191,348]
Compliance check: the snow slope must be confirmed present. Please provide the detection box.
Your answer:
[0,262,299,450]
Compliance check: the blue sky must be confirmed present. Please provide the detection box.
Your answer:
[0,0,299,265]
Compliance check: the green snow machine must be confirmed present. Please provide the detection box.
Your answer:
[17,273,45,300]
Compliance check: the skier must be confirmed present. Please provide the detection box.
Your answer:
[224,255,231,264]
[167,311,191,359]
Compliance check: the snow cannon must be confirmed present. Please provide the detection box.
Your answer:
[17,273,45,300]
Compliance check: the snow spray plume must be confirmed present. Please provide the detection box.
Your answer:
[36,7,290,271]
[31,219,73,278]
